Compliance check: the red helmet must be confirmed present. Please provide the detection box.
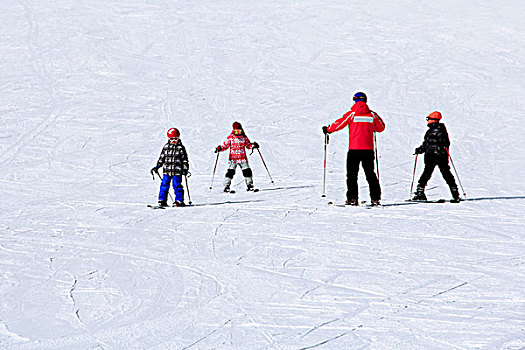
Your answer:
[167,128,180,138]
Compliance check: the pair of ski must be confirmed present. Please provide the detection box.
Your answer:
[224,188,259,194]
[328,198,458,208]
[148,188,260,209]
[327,200,379,209]
[147,204,192,209]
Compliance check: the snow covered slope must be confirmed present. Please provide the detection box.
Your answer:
[1,0,524,348]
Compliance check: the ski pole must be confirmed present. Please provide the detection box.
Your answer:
[409,154,419,198]
[446,148,466,197]
[154,170,174,202]
[209,152,220,190]
[322,132,329,197]
[256,148,274,184]
[374,132,380,183]
[184,175,192,205]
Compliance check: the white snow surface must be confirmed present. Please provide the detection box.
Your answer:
[1,0,525,349]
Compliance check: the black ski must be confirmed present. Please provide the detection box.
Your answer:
[327,199,460,208]
[147,204,167,209]
[405,199,448,203]
[364,203,381,208]
[223,188,259,194]
[148,203,192,209]
[327,200,366,207]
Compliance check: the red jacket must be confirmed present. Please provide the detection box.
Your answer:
[220,132,255,164]
[327,101,385,150]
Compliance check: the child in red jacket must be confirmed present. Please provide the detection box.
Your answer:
[215,122,259,192]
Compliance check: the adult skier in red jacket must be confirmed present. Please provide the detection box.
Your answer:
[323,92,385,206]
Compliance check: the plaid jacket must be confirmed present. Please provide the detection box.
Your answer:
[156,140,189,176]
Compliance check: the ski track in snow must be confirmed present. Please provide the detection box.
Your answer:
[1,0,525,349]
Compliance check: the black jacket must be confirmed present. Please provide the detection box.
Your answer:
[418,122,450,155]
[156,140,189,176]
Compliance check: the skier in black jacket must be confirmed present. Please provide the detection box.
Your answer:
[413,111,460,202]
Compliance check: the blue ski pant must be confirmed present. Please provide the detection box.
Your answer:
[158,174,184,203]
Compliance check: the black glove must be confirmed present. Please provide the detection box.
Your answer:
[150,166,160,176]
[184,171,191,178]
[252,142,259,149]
[414,146,424,155]
[322,126,329,134]
[214,146,221,153]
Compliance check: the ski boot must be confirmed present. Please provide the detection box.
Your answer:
[173,201,186,207]
[345,199,359,206]
[412,186,427,201]
[223,186,231,193]
[450,186,460,203]
[370,200,381,207]
[247,184,256,192]
[158,200,168,208]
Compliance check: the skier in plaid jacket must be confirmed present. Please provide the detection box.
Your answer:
[150,127,189,207]
[215,122,259,192]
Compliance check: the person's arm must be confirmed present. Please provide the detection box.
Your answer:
[442,124,451,149]
[151,144,167,175]
[245,136,255,149]
[181,145,189,175]
[215,137,231,152]
[327,110,354,133]
[371,111,385,133]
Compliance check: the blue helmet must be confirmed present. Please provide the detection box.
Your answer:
[352,92,367,103]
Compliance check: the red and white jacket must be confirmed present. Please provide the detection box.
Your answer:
[327,101,385,150]
[220,132,255,164]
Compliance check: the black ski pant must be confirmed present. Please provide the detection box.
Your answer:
[417,153,457,189]
[346,149,381,202]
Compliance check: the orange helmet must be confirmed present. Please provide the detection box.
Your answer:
[426,111,442,124]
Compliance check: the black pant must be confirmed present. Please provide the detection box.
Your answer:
[418,153,457,189]
[346,150,381,201]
